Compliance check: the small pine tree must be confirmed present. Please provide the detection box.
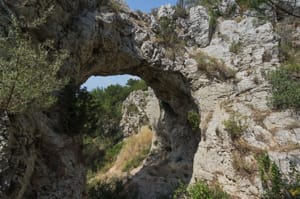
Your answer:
[0,15,68,114]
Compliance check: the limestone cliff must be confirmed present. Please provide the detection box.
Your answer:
[0,0,299,198]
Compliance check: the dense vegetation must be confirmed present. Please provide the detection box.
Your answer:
[269,15,300,110]
[0,13,68,114]
[269,63,300,110]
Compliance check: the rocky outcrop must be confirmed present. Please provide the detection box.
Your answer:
[0,0,299,198]
[120,88,160,137]
[157,4,175,19]
[188,6,211,47]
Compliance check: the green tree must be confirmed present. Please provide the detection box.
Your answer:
[0,15,68,114]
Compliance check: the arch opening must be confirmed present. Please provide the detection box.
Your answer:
[76,71,201,199]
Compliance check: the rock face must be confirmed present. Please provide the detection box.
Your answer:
[0,0,299,199]
[120,88,160,137]
[188,6,211,47]
[157,4,175,19]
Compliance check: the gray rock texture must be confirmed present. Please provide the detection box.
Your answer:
[0,0,299,198]
[157,4,175,19]
[188,6,211,47]
[120,88,160,137]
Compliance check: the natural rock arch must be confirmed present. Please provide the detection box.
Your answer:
[3,1,300,198]
[0,1,201,198]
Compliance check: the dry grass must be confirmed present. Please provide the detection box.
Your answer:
[192,51,236,80]
[252,110,271,129]
[88,126,153,185]
[232,151,257,177]
[114,126,153,171]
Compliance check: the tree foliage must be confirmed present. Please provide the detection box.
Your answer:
[81,79,148,173]
[269,63,300,110]
[187,110,200,131]
[81,79,147,139]
[0,16,68,114]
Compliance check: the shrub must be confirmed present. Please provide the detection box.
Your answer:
[236,0,267,12]
[187,110,200,131]
[229,41,243,54]
[193,51,236,80]
[257,153,285,199]
[156,16,186,59]
[223,114,248,140]
[187,180,230,199]
[158,17,177,47]
[257,153,300,199]
[174,3,188,19]
[208,8,220,40]
[268,63,300,110]
[87,179,126,199]
[173,181,188,199]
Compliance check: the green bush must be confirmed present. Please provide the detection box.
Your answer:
[87,179,126,199]
[156,16,186,59]
[268,63,300,110]
[174,2,188,19]
[184,180,230,199]
[173,181,188,199]
[158,17,177,46]
[257,153,300,199]
[187,110,200,131]
[223,114,248,140]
